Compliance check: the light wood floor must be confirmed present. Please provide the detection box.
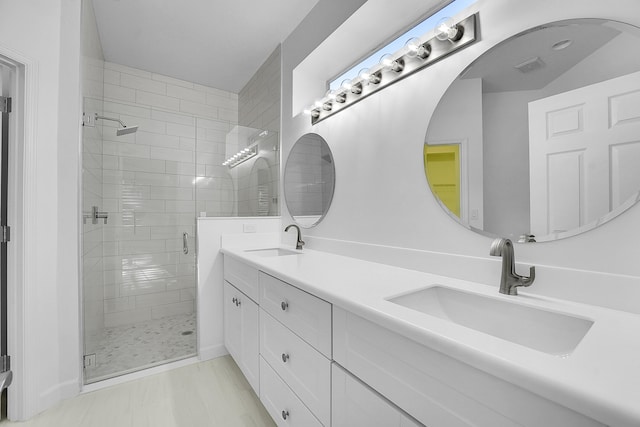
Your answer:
[0,356,276,427]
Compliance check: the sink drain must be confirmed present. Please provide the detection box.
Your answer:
[181,330,193,336]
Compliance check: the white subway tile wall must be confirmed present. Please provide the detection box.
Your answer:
[100,61,238,329]
[235,46,281,217]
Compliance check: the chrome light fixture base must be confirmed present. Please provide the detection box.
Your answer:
[310,13,478,125]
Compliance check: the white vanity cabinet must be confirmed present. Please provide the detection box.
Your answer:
[332,363,421,427]
[224,256,259,301]
[259,357,323,427]
[258,272,332,426]
[223,259,331,426]
[259,272,332,357]
[333,307,604,427]
[223,281,259,394]
[223,257,260,394]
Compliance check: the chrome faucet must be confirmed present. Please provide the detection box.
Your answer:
[284,224,305,250]
[489,238,535,295]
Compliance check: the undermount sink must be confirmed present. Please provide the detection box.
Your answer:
[388,286,593,356]
[244,248,301,257]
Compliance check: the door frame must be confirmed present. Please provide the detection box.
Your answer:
[0,48,39,420]
[424,138,469,223]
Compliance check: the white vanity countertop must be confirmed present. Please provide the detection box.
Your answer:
[221,245,640,427]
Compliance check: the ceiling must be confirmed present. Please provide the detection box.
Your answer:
[92,0,319,94]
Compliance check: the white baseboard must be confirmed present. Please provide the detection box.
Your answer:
[199,344,229,362]
[39,378,80,415]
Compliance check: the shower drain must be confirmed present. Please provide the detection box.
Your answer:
[181,330,194,336]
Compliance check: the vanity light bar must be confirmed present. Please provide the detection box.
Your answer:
[309,13,478,125]
[222,144,258,169]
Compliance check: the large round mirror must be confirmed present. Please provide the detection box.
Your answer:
[425,19,640,242]
[284,133,336,227]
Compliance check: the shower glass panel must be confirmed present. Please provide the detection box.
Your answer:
[82,99,197,383]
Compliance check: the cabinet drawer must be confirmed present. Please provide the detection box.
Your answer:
[260,309,331,426]
[259,272,331,357]
[259,356,323,427]
[333,307,604,427]
[224,256,259,302]
[332,363,422,427]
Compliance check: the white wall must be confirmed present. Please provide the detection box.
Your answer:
[281,0,640,314]
[482,89,534,237]
[0,0,82,419]
[196,218,281,360]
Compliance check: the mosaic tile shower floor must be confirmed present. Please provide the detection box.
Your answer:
[85,313,197,383]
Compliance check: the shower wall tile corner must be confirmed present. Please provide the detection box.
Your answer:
[237,45,282,217]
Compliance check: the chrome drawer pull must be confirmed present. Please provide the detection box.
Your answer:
[281,353,289,363]
[281,410,289,420]
[281,301,289,311]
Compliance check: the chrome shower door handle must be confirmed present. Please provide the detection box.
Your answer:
[183,232,189,254]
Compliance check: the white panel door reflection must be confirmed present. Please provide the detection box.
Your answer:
[528,70,640,237]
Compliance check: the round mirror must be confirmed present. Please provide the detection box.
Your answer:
[284,133,336,227]
[424,19,640,242]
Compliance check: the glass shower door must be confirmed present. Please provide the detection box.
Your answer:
[82,99,198,383]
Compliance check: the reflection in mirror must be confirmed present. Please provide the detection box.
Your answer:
[215,126,278,217]
[284,133,336,228]
[424,19,640,242]
[249,157,272,216]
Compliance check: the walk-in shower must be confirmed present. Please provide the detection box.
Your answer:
[81,98,200,382]
[81,89,279,383]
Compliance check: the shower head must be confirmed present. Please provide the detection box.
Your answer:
[94,114,139,136]
[116,125,138,136]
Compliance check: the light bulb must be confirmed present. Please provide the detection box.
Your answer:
[357,68,381,85]
[326,89,345,103]
[314,100,323,108]
[405,38,421,57]
[380,53,394,69]
[380,53,404,72]
[360,68,381,85]
[435,17,463,42]
[380,53,404,73]
[358,68,371,81]
[340,79,353,91]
